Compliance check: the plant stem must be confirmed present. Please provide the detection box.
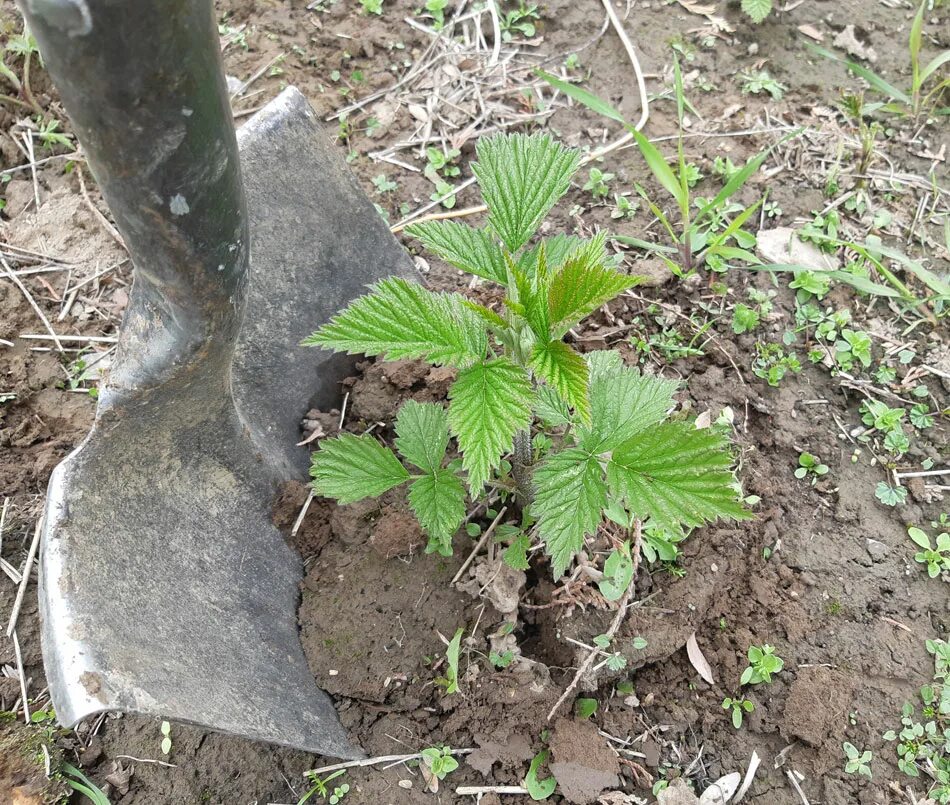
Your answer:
[512,428,533,505]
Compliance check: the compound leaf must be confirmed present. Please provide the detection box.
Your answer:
[607,421,749,529]
[405,220,509,285]
[304,277,486,368]
[409,469,466,552]
[473,133,581,252]
[529,340,591,425]
[532,447,607,578]
[580,367,678,452]
[395,400,449,473]
[311,433,409,503]
[547,253,637,336]
[448,357,534,493]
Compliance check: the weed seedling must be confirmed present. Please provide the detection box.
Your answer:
[160,720,172,755]
[738,70,786,101]
[538,58,799,278]
[740,644,784,685]
[500,1,540,41]
[795,452,829,484]
[420,745,459,780]
[307,132,748,579]
[908,522,950,579]
[299,770,349,804]
[582,167,614,200]
[751,342,801,387]
[843,743,873,778]
[875,482,908,507]
[425,0,448,29]
[722,696,755,729]
[359,0,383,15]
[62,763,111,805]
[575,697,598,719]
[611,193,638,220]
[810,0,950,119]
[524,749,557,799]
[436,628,464,694]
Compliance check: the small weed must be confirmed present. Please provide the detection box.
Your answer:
[436,628,464,694]
[752,342,801,386]
[62,763,111,805]
[299,770,349,804]
[582,167,614,200]
[36,118,73,151]
[160,720,172,755]
[524,749,557,799]
[501,1,540,41]
[843,742,873,778]
[875,482,908,507]
[420,745,459,780]
[372,174,398,194]
[883,639,950,800]
[610,193,638,220]
[739,70,786,101]
[810,0,950,119]
[722,696,754,729]
[908,520,950,579]
[740,644,784,685]
[794,452,829,484]
[575,697,598,719]
[425,0,448,29]
[359,0,383,15]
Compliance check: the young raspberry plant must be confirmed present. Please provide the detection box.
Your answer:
[305,132,749,576]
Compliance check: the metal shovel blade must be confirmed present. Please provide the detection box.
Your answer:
[22,0,414,758]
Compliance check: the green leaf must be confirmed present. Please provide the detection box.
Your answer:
[534,70,626,123]
[532,447,607,578]
[741,0,772,23]
[920,51,950,85]
[311,433,410,503]
[525,750,557,800]
[586,349,624,381]
[409,469,466,550]
[395,400,449,472]
[808,45,911,104]
[607,421,749,529]
[529,340,591,425]
[575,698,598,719]
[908,526,932,550]
[304,277,487,367]
[547,253,637,336]
[629,127,686,211]
[448,358,534,493]
[473,132,581,252]
[580,366,678,453]
[534,385,570,427]
[405,220,508,285]
[519,233,607,277]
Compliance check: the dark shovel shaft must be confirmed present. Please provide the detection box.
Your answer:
[19,0,247,398]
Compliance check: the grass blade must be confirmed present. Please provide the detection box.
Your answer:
[534,69,625,123]
[808,44,911,104]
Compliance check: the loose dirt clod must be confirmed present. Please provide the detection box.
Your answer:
[549,718,620,804]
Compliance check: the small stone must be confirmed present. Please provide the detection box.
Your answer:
[866,539,888,562]
[657,778,700,805]
[397,780,412,789]
[747,42,759,56]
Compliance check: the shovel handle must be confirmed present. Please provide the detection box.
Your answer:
[18,0,246,392]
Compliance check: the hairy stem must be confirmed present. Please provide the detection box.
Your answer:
[511,428,533,505]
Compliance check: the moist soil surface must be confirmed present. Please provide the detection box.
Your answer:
[1,0,948,803]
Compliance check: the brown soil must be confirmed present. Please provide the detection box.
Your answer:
[1,0,948,803]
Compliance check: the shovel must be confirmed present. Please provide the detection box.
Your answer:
[17,0,414,758]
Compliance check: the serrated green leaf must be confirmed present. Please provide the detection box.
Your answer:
[518,248,551,339]
[304,277,487,368]
[741,0,772,23]
[405,220,509,285]
[519,231,620,278]
[532,447,607,578]
[534,385,570,426]
[311,433,410,503]
[607,421,749,529]
[580,366,678,452]
[395,400,449,472]
[585,349,624,381]
[409,468,466,550]
[448,358,534,493]
[547,253,637,337]
[473,132,581,252]
[529,340,591,425]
